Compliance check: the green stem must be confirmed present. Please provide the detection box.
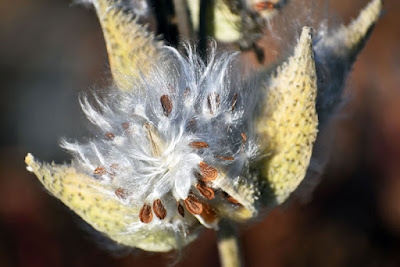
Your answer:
[217,220,243,267]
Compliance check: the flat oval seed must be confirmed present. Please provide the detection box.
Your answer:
[231,93,238,111]
[139,204,153,223]
[254,2,275,11]
[94,167,107,175]
[160,95,173,117]
[184,195,203,215]
[121,122,130,130]
[115,188,127,199]
[227,195,240,204]
[199,162,218,180]
[153,199,167,220]
[222,192,241,204]
[194,171,207,183]
[196,183,215,200]
[177,202,185,217]
[215,156,234,161]
[105,133,115,140]
[240,133,247,153]
[200,203,217,224]
[184,87,191,98]
[186,118,197,131]
[241,133,247,143]
[189,141,209,149]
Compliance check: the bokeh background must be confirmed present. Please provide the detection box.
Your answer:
[1,0,399,266]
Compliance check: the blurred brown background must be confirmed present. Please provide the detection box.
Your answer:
[0,0,399,266]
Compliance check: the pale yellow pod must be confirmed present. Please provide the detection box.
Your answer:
[318,0,382,59]
[92,0,163,90]
[315,0,383,124]
[25,153,200,252]
[255,27,318,205]
[254,0,383,206]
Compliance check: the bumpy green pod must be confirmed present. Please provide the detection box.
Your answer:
[315,0,383,124]
[25,154,200,252]
[92,0,163,90]
[254,27,318,206]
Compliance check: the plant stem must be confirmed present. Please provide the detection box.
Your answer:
[217,220,243,267]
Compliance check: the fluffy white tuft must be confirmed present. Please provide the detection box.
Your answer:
[61,44,259,230]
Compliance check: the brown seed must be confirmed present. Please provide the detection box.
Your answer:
[177,202,185,217]
[227,195,240,204]
[105,133,115,140]
[121,122,130,130]
[94,167,107,175]
[160,95,173,117]
[231,93,238,111]
[215,156,234,161]
[189,141,209,149]
[241,133,247,143]
[254,1,275,11]
[200,203,217,224]
[199,162,218,180]
[184,87,191,98]
[139,203,153,223]
[207,92,220,114]
[222,191,240,204]
[110,164,119,169]
[184,195,203,215]
[186,118,197,131]
[153,199,167,220]
[240,133,247,153]
[194,171,207,182]
[115,188,128,199]
[196,183,215,200]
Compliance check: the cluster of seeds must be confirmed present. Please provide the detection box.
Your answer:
[62,47,258,229]
[90,91,248,224]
